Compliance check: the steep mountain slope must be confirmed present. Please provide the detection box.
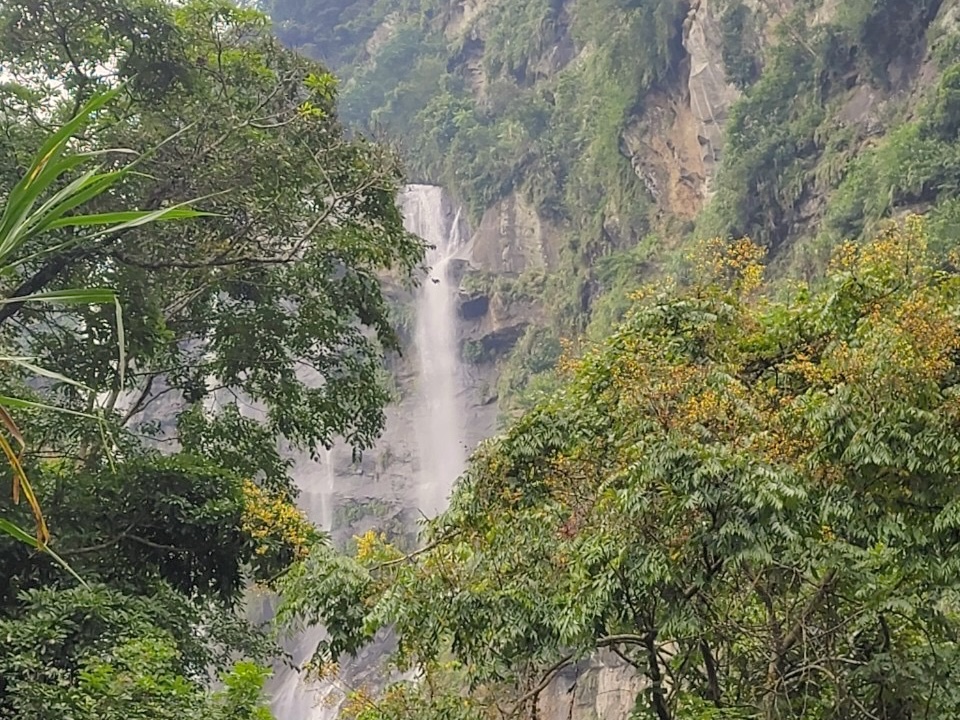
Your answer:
[262,2,960,717]
[268,0,960,418]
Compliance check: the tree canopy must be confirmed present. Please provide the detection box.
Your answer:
[281,216,960,720]
[0,0,422,715]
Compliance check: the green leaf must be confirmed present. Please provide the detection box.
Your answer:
[0,356,93,391]
[84,196,222,239]
[0,89,122,259]
[0,519,87,587]
[0,517,39,546]
[0,395,98,419]
[44,544,89,588]
[115,296,126,391]
[0,287,117,305]
[45,207,210,230]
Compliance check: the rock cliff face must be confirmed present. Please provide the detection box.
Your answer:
[468,190,561,272]
[683,0,741,198]
[537,651,648,719]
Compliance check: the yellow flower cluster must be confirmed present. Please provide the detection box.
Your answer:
[779,349,828,385]
[858,214,928,273]
[340,687,376,719]
[689,236,767,294]
[557,336,580,376]
[241,480,318,561]
[676,388,731,431]
[893,292,959,380]
[355,530,383,562]
[829,240,860,272]
[354,529,403,565]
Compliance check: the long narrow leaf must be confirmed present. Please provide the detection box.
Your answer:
[0,519,88,587]
[0,118,103,238]
[25,89,121,180]
[23,169,124,236]
[97,412,118,473]
[46,207,211,230]
[0,517,38,545]
[0,395,98,419]
[23,167,110,236]
[0,288,116,305]
[86,195,224,239]
[0,407,24,504]
[0,405,25,452]
[0,356,93,391]
[0,432,48,544]
[114,297,126,392]
[43,543,89,587]
[0,154,92,260]
[0,88,120,256]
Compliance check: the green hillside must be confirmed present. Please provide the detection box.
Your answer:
[268,0,960,412]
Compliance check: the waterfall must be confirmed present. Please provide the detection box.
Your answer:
[401,185,469,516]
[267,184,472,719]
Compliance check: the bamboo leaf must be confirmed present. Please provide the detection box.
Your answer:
[0,405,25,452]
[43,543,89,588]
[85,195,224,239]
[0,155,92,259]
[25,170,124,233]
[0,517,38,546]
[25,167,115,235]
[0,431,48,544]
[0,89,120,258]
[0,406,23,505]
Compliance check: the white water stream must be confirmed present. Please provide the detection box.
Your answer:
[402,184,469,516]
[268,184,471,719]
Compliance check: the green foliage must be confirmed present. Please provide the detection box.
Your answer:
[0,88,209,559]
[701,26,825,249]
[719,1,760,89]
[824,66,960,241]
[0,584,275,719]
[281,219,960,719]
[703,0,957,261]
[0,0,419,714]
[208,662,275,720]
[0,0,424,465]
[925,63,960,141]
[461,338,488,365]
[927,197,960,256]
[482,0,562,80]
[932,31,960,70]
[264,0,384,67]
[495,325,563,419]
[834,0,943,84]
[584,235,657,340]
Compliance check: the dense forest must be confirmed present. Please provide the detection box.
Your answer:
[0,0,421,716]
[3,0,960,719]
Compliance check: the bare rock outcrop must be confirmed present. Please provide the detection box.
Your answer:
[682,0,742,199]
[467,190,562,273]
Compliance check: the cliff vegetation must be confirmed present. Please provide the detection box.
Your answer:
[268,0,960,415]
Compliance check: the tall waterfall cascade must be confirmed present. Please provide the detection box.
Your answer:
[267,184,473,719]
[402,184,470,516]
